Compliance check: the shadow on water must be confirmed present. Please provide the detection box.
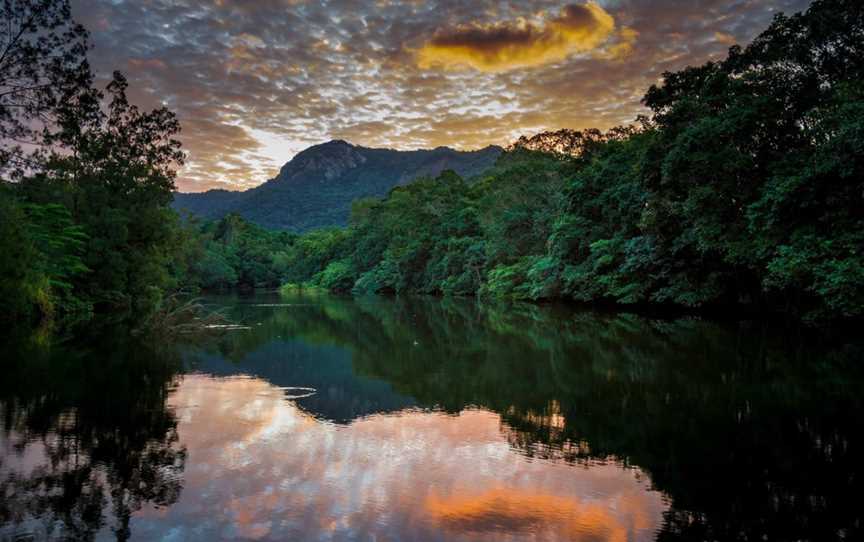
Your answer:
[1,292,863,540]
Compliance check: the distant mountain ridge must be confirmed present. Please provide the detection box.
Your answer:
[173,140,502,231]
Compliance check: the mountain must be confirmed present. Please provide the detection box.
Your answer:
[173,140,503,231]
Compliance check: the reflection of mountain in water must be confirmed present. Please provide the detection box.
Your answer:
[185,338,416,423]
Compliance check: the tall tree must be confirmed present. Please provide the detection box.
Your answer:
[25,72,185,313]
[0,0,93,178]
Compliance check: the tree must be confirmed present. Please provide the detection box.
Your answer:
[640,0,864,317]
[19,72,185,315]
[506,128,610,158]
[0,186,49,319]
[0,0,93,177]
[0,2,193,324]
[273,0,864,322]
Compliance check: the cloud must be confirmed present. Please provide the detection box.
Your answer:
[714,31,737,46]
[416,3,615,72]
[72,0,815,192]
[602,26,639,60]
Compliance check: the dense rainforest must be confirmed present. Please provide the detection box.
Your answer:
[1,0,862,327]
[272,0,864,323]
[0,0,190,323]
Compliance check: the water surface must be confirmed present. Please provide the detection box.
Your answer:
[1,293,862,541]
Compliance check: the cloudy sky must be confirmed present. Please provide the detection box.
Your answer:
[72,0,813,192]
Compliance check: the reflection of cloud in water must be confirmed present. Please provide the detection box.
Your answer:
[133,374,667,541]
[427,488,655,541]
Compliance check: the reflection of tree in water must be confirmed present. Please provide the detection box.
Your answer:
[228,293,864,541]
[0,329,186,541]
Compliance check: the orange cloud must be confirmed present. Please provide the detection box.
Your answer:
[603,26,639,60]
[80,0,796,191]
[128,58,167,70]
[714,31,737,45]
[416,3,616,72]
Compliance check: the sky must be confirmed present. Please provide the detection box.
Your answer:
[71,0,813,192]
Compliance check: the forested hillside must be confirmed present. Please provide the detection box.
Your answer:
[1,0,861,327]
[173,141,502,231]
[273,0,864,322]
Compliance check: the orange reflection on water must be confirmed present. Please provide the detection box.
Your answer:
[134,374,668,541]
[427,486,659,541]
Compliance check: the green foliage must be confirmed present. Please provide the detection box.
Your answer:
[194,213,295,289]
[0,3,188,325]
[173,212,355,292]
[14,72,186,319]
[0,186,93,322]
[279,227,352,286]
[2,0,862,325]
[479,260,533,300]
[0,190,51,320]
[173,142,502,232]
[313,260,356,292]
[22,203,89,292]
[273,0,864,323]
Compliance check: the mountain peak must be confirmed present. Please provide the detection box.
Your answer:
[279,139,366,182]
[174,141,502,231]
[308,139,354,150]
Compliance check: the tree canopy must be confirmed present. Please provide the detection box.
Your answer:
[1,0,862,326]
[0,0,187,324]
[0,0,92,177]
[276,0,864,323]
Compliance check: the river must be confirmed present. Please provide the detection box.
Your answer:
[1,292,861,541]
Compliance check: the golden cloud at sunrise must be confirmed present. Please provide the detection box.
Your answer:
[416,3,617,72]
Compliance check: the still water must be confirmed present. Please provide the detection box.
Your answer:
[1,292,862,541]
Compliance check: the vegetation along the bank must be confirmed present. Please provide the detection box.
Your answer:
[1,0,862,326]
[274,0,864,323]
